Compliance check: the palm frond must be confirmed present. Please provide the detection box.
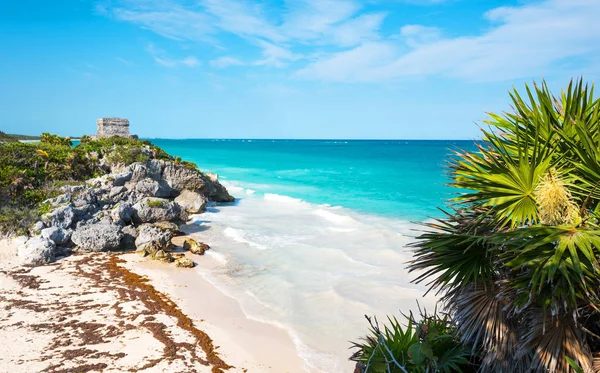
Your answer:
[521,310,593,373]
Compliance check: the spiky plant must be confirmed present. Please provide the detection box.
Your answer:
[410,79,600,372]
[350,307,475,373]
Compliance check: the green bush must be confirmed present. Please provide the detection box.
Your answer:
[0,206,40,236]
[41,133,72,147]
[410,79,600,372]
[350,307,475,373]
[0,133,205,235]
[147,199,166,208]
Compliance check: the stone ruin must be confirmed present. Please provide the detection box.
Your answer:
[95,118,137,139]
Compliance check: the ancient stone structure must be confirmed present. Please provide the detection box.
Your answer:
[96,118,136,139]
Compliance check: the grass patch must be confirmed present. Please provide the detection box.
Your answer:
[147,199,166,208]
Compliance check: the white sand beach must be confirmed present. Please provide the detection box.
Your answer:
[0,236,307,373]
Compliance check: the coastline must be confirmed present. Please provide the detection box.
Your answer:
[0,245,307,372]
[121,252,308,373]
[0,136,441,373]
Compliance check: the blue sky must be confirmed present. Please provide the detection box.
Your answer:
[1,0,599,139]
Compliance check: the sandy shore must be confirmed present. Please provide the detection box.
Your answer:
[122,253,308,373]
[0,241,307,372]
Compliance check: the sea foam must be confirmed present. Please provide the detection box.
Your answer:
[189,187,436,372]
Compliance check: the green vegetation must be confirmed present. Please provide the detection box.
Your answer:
[406,79,600,372]
[0,134,201,236]
[147,199,166,208]
[6,133,41,141]
[0,131,18,143]
[351,79,600,372]
[350,307,475,372]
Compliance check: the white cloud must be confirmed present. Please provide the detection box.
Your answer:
[328,13,386,46]
[210,56,245,68]
[180,56,200,67]
[281,0,361,40]
[254,40,302,68]
[299,0,600,82]
[202,0,285,42]
[399,25,441,47]
[110,2,215,42]
[102,0,600,83]
[146,43,201,68]
[296,42,396,81]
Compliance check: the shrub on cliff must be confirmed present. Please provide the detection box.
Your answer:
[409,79,600,372]
[0,131,17,143]
[350,307,475,372]
[0,134,202,235]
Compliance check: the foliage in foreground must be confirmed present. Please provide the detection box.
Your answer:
[350,307,475,372]
[0,134,199,235]
[409,79,600,372]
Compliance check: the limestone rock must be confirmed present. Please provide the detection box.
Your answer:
[152,248,175,263]
[32,221,46,234]
[183,238,210,255]
[152,221,180,233]
[174,190,207,214]
[18,236,56,266]
[119,160,234,202]
[121,225,138,250]
[132,198,186,223]
[135,224,173,253]
[40,227,71,246]
[108,186,128,201]
[129,178,173,198]
[205,173,235,203]
[72,188,97,208]
[161,161,205,193]
[44,204,75,229]
[112,170,133,187]
[174,256,195,268]
[111,202,133,223]
[45,193,72,207]
[71,223,124,252]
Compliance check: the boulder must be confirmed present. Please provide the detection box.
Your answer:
[183,238,210,255]
[117,160,234,202]
[129,178,172,198]
[108,186,127,201]
[40,227,71,246]
[71,223,124,252]
[112,170,133,187]
[45,193,72,207]
[121,225,138,250]
[205,173,235,202]
[132,198,186,223]
[161,161,205,193]
[44,204,75,229]
[152,248,175,262]
[32,221,46,234]
[175,190,207,214]
[135,224,173,253]
[72,188,98,208]
[111,202,134,223]
[174,255,195,268]
[152,221,180,233]
[128,160,162,183]
[18,237,56,266]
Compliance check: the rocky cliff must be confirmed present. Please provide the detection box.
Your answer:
[1,136,234,266]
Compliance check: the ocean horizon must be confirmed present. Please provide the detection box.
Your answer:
[149,138,477,371]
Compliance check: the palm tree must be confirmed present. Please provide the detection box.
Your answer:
[409,79,600,372]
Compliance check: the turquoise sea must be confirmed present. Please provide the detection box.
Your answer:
[152,139,477,221]
[149,139,478,372]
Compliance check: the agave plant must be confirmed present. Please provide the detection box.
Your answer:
[409,79,600,372]
[350,306,475,372]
